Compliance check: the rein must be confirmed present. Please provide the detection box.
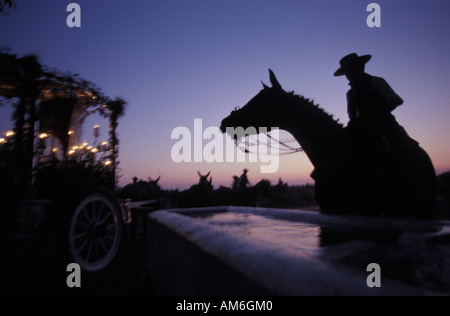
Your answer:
[236,132,303,156]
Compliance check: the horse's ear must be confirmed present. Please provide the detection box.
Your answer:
[155,176,160,183]
[206,171,211,178]
[198,171,202,178]
[269,69,281,90]
[261,81,269,89]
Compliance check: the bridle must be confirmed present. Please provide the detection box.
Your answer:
[237,131,303,156]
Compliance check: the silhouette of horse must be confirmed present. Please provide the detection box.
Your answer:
[177,171,214,208]
[118,176,165,241]
[119,176,162,202]
[220,70,436,219]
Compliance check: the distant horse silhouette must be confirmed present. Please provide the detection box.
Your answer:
[118,176,165,241]
[119,176,162,202]
[177,171,214,208]
[220,70,436,219]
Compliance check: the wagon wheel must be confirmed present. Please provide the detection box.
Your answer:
[68,193,122,272]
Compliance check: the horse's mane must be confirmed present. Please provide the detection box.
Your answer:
[287,90,344,128]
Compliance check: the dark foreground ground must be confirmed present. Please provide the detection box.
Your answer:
[1,222,154,296]
[1,197,449,296]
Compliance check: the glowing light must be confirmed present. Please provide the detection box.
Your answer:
[102,104,108,108]
[52,148,58,153]
[103,160,112,166]
[91,148,99,153]
[87,146,92,150]
[68,150,75,155]
[0,138,6,144]
[93,124,100,129]
[81,142,88,147]
[72,145,79,150]
[5,130,15,137]
[68,130,74,135]
[38,133,49,139]
[101,141,108,146]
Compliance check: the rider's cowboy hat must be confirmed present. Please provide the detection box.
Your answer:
[334,53,372,76]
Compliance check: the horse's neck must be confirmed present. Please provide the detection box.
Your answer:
[277,93,343,169]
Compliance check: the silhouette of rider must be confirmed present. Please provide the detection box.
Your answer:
[334,53,410,148]
[239,168,249,190]
[334,53,410,213]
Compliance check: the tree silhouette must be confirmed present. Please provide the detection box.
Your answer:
[0,0,15,14]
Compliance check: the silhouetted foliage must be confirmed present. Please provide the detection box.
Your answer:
[0,0,15,14]
[211,172,316,209]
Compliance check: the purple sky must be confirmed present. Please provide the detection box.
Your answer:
[1,0,449,190]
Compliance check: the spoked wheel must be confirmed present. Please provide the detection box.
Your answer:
[69,193,123,272]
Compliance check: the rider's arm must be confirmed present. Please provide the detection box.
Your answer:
[371,76,403,112]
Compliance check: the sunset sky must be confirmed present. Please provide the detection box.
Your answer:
[1,0,449,190]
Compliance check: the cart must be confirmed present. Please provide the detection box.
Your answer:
[12,186,162,272]
[0,54,159,273]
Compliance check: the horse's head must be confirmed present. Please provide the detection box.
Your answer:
[147,175,161,188]
[220,69,287,139]
[144,176,161,199]
[197,171,212,186]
